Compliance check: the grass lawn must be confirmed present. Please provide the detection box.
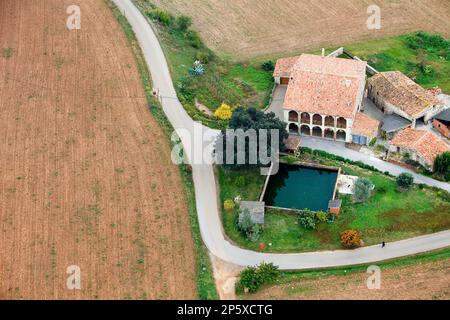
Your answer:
[345,32,450,93]
[218,154,450,253]
[134,0,274,128]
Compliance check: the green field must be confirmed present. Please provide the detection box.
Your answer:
[345,32,450,93]
[218,152,450,253]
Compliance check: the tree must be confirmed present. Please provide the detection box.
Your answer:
[353,178,374,203]
[261,60,275,71]
[214,103,233,120]
[298,210,316,230]
[434,151,450,181]
[340,230,362,249]
[396,172,414,190]
[215,107,288,169]
[175,15,192,31]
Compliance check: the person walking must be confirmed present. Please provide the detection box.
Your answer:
[381,241,386,248]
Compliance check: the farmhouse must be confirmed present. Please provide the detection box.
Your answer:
[367,71,444,131]
[433,108,450,139]
[274,54,371,144]
[389,128,450,170]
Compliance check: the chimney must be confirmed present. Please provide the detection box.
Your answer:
[322,48,325,57]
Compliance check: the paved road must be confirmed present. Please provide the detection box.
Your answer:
[112,0,450,269]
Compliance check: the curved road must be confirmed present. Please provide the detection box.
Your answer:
[113,0,450,269]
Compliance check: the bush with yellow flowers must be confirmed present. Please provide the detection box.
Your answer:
[214,103,233,120]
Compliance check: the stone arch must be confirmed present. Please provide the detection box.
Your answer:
[300,125,311,136]
[336,130,346,141]
[324,128,335,139]
[312,126,322,137]
[313,114,323,126]
[288,110,299,122]
[337,117,347,129]
[288,123,299,134]
[300,112,310,124]
[325,115,335,127]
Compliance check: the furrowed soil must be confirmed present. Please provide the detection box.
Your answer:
[0,0,196,299]
[246,259,450,300]
[152,0,450,60]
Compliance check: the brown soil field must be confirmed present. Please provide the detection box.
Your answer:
[246,259,450,300]
[152,0,450,60]
[0,0,197,299]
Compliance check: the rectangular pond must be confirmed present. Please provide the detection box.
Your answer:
[262,163,339,212]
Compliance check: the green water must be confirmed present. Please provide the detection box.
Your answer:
[264,163,338,211]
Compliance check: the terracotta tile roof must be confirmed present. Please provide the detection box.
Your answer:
[273,56,301,78]
[368,71,442,118]
[390,128,450,166]
[352,112,380,137]
[283,54,367,118]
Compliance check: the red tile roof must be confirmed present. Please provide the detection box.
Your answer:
[368,71,442,118]
[352,112,380,137]
[390,128,450,166]
[273,56,301,78]
[282,54,367,118]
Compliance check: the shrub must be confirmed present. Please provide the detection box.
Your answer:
[235,266,260,294]
[369,137,377,147]
[146,8,173,26]
[195,51,211,64]
[224,199,235,211]
[340,230,362,249]
[353,178,374,203]
[298,210,316,230]
[261,60,275,71]
[175,15,192,32]
[315,211,328,223]
[237,209,260,242]
[186,30,202,48]
[214,103,233,120]
[326,212,337,223]
[236,262,279,294]
[396,173,414,190]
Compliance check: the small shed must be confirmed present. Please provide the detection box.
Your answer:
[328,199,342,216]
[239,201,265,225]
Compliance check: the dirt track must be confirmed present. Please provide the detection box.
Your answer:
[153,0,450,60]
[0,0,196,299]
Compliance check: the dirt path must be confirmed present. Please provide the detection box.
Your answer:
[0,0,196,299]
[247,259,450,300]
[152,0,450,60]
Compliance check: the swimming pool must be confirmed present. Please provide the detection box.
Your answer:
[262,163,339,211]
